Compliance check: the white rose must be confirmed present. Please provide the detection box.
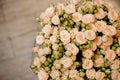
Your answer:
[39,56,46,63]
[72,12,82,22]
[33,57,40,66]
[57,3,65,11]
[83,49,94,59]
[66,43,79,55]
[95,21,106,32]
[36,35,45,45]
[45,7,55,17]
[82,14,95,24]
[70,0,81,5]
[50,35,57,44]
[108,9,118,21]
[52,44,59,50]
[40,12,50,22]
[95,71,105,80]
[52,27,59,35]
[38,49,45,57]
[69,70,78,78]
[60,30,70,44]
[105,49,116,61]
[65,4,76,14]
[85,30,96,40]
[86,69,96,79]
[42,24,52,35]
[44,47,51,55]
[50,70,61,79]
[38,70,49,80]
[76,32,87,44]
[51,14,60,25]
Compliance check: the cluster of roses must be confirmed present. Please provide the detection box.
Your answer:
[31,0,120,80]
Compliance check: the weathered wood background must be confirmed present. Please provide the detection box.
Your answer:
[0,0,119,80]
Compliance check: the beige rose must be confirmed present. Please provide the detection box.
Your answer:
[65,4,76,14]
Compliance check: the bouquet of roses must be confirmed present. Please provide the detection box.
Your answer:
[31,0,120,80]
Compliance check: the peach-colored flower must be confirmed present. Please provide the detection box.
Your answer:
[38,70,49,80]
[40,12,50,22]
[85,30,96,40]
[70,0,81,5]
[94,0,104,6]
[95,21,106,32]
[94,58,104,67]
[61,56,73,68]
[52,44,59,50]
[104,2,113,10]
[111,70,120,80]
[83,49,94,59]
[72,12,82,22]
[82,59,93,69]
[70,28,78,39]
[101,35,108,42]
[33,57,40,66]
[90,42,97,51]
[45,7,55,17]
[36,35,45,45]
[66,43,79,55]
[95,71,105,80]
[103,25,116,36]
[86,1,94,8]
[95,8,106,19]
[57,3,65,12]
[94,37,102,46]
[39,56,46,63]
[116,47,120,56]
[76,32,87,44]
[60,30,70,44]
[51,14,60,25]
[65,4,76,14]
[111,59,120,70]
[69,70,78,78]
[52,27,59,35]
[65,51,72,57]
[50,35,57,44]
[42,24,53,35]
[82,14,95,24]
[89,23,97,32]
[61,75,68,80]
[50,70,61,79]
[86,69,96,79]
[105,49,116,61]
[44,47,51,55]
[108,9,118,21]
[38,49,45,57]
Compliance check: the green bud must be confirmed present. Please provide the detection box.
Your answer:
[64,14,68,18]
[58,11,64,17]
[55,54,59,60]
[45,67,50,72]
[43,43,48,47]
[85,44,90,49]
[112,46,116,50]
[69,20,74,26]
[67,27,72,32]
[101,67,106,72]
[114,39,118,43]
[36,18,40,22]
[81,23,86,28]
[34,70,38,75]
[40,22,45,27]
[44,61,49,66]
[81,68,85,72]
[86,25,90,30]
[79,45,83,50]
[94,9,98,14]
[59,43,63,47]
[59,46,64,52]
[64,20,68,26]
[105,69,111,74]
[75,62,80,67]
[48,58,53,63]
[58,53,63,58]
[114,44,119,47]
[60,17,64,22]
[87,40,91,44]
[40,32,45,36]
[30,65,36,69]
[79,72,85,77]
[48,64,52,68]
[68,15,72,20]
[118,68,120,72]
[92,5,97,10]
[71,78,76,80]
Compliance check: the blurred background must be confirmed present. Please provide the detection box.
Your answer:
[0,0,119,80]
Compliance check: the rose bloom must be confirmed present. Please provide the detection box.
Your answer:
[36,35,45,45]
[66,43,79,55]
[38,49,45,57]
[95,8,107,19]
[63,69,69,76]
[105,49,116,61]
[95,71,105,80]
[40,12,50,23]
[118,37,120,45]
[95,21,106,32]
[70,28,78,39]
[82,59,93,69]
[85,30,96,40]
[60,30,70,44]
[86,1,94,9]
[70,0,81,5]
[50,35,57,44]
[86,69,96,79]
[69,70,78,78]
[76,32,87,44]
[42,24,53,35]
[50,70,61,79]
[94,0,104,6]
[61,75,68,80]
[108,9,118,21]
[111,59,120,70]
[89,23,97,32]
[94,58,104,67]
[83,49,94,59]
[38,70,49,80]
[72,12,82,22]
[51,14,60,25]
[103,25,116,36]
[57,3,65,12]
[44,47,51,55]
[116,47,120,56]
[94,37,102,46]
[111,70,120,80]
[65,4,76,14]
[90,42,97,51]
[61,56,73,68]
[65,51,72,57]
[52,27,58,35]
[45,7,55,17]
[52,43,59,51]
[33,57,40,66]
[104,1,113,10]
[82,14,95,24]
[101,35,108,42]
[39,56,46,63]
